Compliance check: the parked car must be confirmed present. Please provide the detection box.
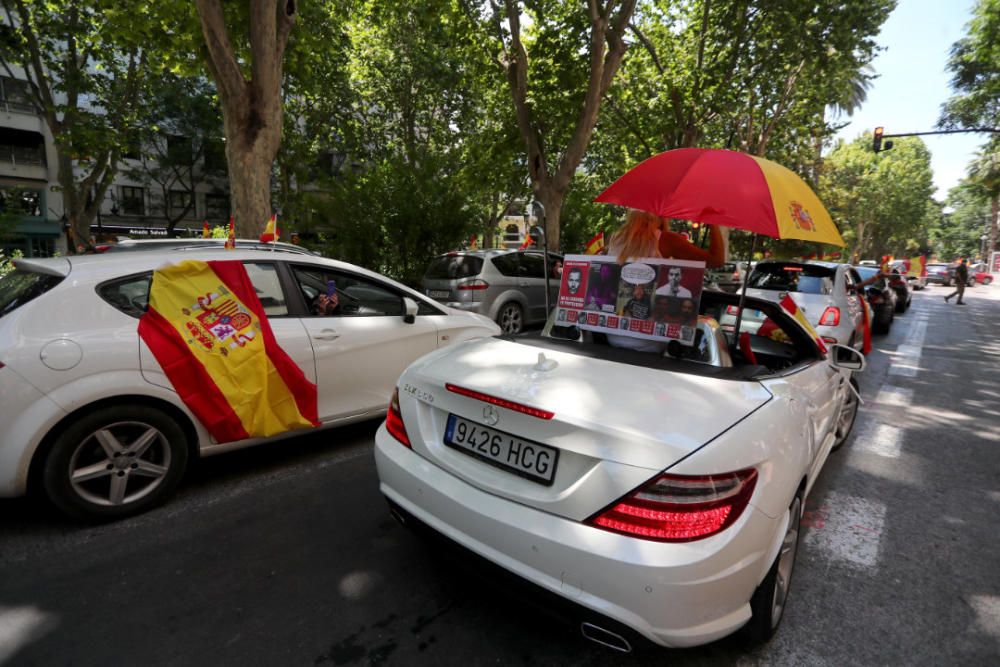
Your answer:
[422,250,563,335]
[705,261,748,292]
[854,266,896,333]
[375,288,865,649]
[925,263,953,286]
[98,238,321,256]
[719,260,866,351]
[969,262,993,285]
[0,250,499,520]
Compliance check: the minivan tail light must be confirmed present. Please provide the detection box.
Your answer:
[819,306,840,326]
[386,388,411,448]
[457,279,490,291]
[588,469,758,542]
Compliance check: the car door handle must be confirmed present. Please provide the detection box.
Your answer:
[312,329,340,341]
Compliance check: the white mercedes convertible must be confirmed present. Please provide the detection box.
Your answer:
[374,289,864,650]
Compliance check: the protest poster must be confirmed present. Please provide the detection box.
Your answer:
[555,254,704,345]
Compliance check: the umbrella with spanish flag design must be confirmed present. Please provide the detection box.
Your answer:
[595,148,845,247]
[138,260,319,443]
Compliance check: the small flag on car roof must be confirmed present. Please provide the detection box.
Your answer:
[518,235,535,251]
[260,214,279,243]
[224,216,236,250]
[202,221,210,238]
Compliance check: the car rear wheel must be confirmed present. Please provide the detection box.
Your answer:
[984,277,993,285]
[497,301,524,335]
[741,493,802,644]
[832,377,860,451]
[42,405,189,521]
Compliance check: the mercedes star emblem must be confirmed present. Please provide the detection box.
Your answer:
[483,404,500,426]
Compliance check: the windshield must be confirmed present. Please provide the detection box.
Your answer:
[424,255,484,280]
[0,268,64,319]
[747,263,834,295]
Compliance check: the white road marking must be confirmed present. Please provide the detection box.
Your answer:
[858,422,902,458]
[0,605,56,664]
[874,385,913,407]
[889,317,927,377]
[968,595,1000,640]
[803,491,886,569]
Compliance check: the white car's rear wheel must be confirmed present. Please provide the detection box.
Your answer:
[42,405,189,521]
[832,377,860,451]
[741,494,802,644]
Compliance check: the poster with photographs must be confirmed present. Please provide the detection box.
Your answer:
[555,254,704,345]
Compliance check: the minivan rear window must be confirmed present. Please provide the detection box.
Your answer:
[747,263,835,295]
[0,268,64,319]
[424,255,484,280]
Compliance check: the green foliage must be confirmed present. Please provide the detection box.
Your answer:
[940,0,1000,131]
[314,155,481,287]
[0,248,23,279]
[819,135,935,259]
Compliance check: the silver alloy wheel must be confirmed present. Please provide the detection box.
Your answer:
[67,421,172,507]
[499,303,523,334]
[770,496,801,628]
[835,383,859,442]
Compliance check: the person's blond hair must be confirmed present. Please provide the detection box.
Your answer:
[610,209,664,263]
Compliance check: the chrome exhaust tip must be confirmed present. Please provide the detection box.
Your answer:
[581,622,632,653]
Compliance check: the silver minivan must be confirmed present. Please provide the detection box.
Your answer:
[422,250,562,334]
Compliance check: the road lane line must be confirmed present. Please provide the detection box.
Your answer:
[860,422,902,458]
[803,491,886,569]
[890,318,927,377]
[874,385,913,407]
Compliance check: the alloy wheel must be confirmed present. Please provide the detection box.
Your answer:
[499,303,523,334]
[770,496,802,628]
[68,421,173,507]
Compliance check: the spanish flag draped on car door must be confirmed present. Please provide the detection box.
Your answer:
[138,260,319,443]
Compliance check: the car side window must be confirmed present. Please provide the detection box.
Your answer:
[844,270,857,294]
[243,263,288,317]
[519,253,546,279]
[291,265,403,317]
[97,273,152,318]
[490,253,520,277]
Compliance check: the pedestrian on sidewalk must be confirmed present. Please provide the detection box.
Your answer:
[944,259,968,305]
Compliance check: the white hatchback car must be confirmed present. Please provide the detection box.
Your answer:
[720,260,866,351]
[0,250,498,519]
[375,289,865,650]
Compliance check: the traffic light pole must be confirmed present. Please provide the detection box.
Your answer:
[873,126,999,152]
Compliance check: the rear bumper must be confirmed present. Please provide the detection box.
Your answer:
[374,424,783,648]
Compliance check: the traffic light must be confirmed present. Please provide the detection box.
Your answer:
[872,127,894,153]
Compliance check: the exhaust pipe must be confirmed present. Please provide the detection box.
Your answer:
[581,622,632,653]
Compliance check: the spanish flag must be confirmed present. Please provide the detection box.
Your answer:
[880,255,893,273]
[859,298,873,354]
[518,235,535,251]
[202,221,210,238]
[779,294,827,354]
[138,260,319,443]
[906,255,926,277]
[584,231,605,255]
[468,234,478,250]
[260,214,279,243]
[224,216,236,250]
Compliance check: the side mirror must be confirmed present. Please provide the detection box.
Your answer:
[828,343,866,372]
[402,297,419,324]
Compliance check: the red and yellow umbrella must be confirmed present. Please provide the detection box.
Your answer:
[595,148,845,247]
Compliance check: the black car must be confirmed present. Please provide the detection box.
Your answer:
[925,263,952,286]
[854,266,896,334]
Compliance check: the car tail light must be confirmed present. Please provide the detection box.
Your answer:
[93,244,111,253]
[819,306,840,326]
[726,305,740,315]
[821,336,837,344]
[589,469,758,542]
[446,383,554,420]
[457,279,490,291]
[386,388,411,447]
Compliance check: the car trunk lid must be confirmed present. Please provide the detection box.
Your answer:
[397,336,772,521]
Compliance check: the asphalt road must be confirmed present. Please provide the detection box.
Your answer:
[2,283,999,666]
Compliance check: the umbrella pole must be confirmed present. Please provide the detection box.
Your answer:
[732,233,757,343]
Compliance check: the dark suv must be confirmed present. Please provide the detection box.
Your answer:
[422,250,562,334]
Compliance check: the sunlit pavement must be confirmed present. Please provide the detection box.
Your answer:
[1,283,999,666]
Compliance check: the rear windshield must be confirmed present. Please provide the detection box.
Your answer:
[424,255,484,280]
[0,268,64,319]
[747,263,835,294]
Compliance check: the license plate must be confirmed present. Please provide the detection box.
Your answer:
[428,290,450,299]
[444,414,558,485]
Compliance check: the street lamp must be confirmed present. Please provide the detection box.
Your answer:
[981,234,988,261]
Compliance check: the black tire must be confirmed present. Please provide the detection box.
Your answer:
[740,493,803,645]
[895,295,908,313]
[872,310,891,335]
[984,277,993,286]
[832,377,860,451]
[497,301,524,335]
[42,405,189,521]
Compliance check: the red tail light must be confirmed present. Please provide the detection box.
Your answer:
[446,383,554,420]
[457,279,490,291]
[819,306,840,326]
[726,305,740,315]
[386,388,411,447]
[93,244,111,253]
[589,469,758,542]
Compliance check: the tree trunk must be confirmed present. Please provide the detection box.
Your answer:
[222,108,278,238]
[990,194,998,258]
[533,186,565,251]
